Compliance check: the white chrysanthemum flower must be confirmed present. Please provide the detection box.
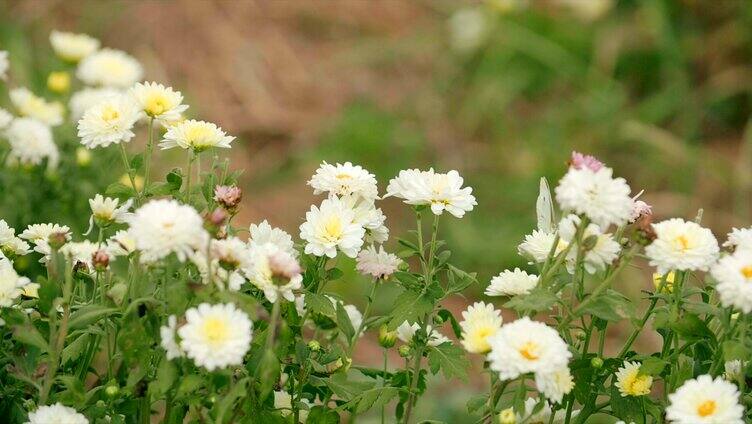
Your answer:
[49,30,100,62]
[554,166,632,228]
[517,397,578,424]
[77,94,141,149]
[558,214,620,274]
[127,199,208,263]
[710,250,752,313]
[459,301,502,354]
[0,261,26,307]
[0,220,31,258]
[386,169,477,218]
[534,367,574,404]
[614,361,652,397]
[159,119,234,152]
[356,245,401,279]
[59,240,100,269]
[518,230,568,263]
[666,375,743,424]
[178,303,253,371]
[274,390,311,422]
[486,268,538,296]
[20,223,71,244]
[129,81,188,121]
[248,220,297,257]
[69,87,121,121]
[0,50,8,81]
[211,237,253,271]
[645,218,719,275]
[160,315,183,360]
[724,227,752,251]
[724,360,745,382]
[243,243,302,303]
[308,161,379,200]
[9,87,64,126]
[77,48,142,88]
[340,195,389,243]
[89,194,132,225]
[190,251,246,291]
[487,317,571,380]
[106,230,136,257]
[396,321,450,347]
[25,402,89,424]
[0,107,13,129]
[299,197,365,258]
[5,118,59,168]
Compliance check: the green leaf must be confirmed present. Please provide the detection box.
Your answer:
[466,394,487,414]
[306,293,336,318]
[37,276,60,317]
[68,305,119,330]
[105,182,137,199]
[438,309,462,339]
[306,406,340,424]
[578,290,635,322]
[130,153,144,171]
[723,340,750,362]
[638,357,667,376]
[445,265,476,296]
[324,374,372,401]
[145,182,173,197]
[150,358,177,397]
[166,169,183,192]
[338,387,400,414]
[427,343,469,381]
[504,287,558,313]
[61,333,90,365]
[670,313,715,342]
[386,288,436,329]
[12,324,48,352]
[176,374,203,398]
[336,302,356,341]
[216,377,248,422]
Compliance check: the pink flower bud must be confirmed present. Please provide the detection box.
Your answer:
[214,185,242,211]
[569,151,604,172]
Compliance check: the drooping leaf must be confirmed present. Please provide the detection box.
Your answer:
[427,343,469,381]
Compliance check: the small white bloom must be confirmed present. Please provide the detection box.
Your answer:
[724,227,752,251]
[459,302,503,354]
[89,194,132,225]
[69,87,121,121]
[645,218,719,275]
[10,87,64,126]
[60,240,100,269]
[0,50,8,81]
[0,260,26,307]
[356,245,401,279]
[614,361,652,397]
[106,230,136,257]
[5,118,59,168]
[710,249,752,313]
[77,94,141,149]
[0,107,13,129]
[77,48,143,88]
[178,303,253,371]
[448,8,489,53]
[396,321,450,347]
[340,195,390,244]
[159,119,234,152]
[243,243,302,303]
[534,366,574,404]
[666,375,743,424]
[25,402,89,424]
[487,317,571,380]
[299,197,365,258]
[486,268,538,296]
[517,397,578,424]
[518,230,567,263]
[554,166,632,228]
[248,220,297,257]
[49,30,100,62]
[160,315,183,360]
[20,223,71,244]
[386,169,477,218]
[0,220,31,258]
[308,161,379,200]
[129,81,188,121]
[558,214,620,274]
[127,199,208,263]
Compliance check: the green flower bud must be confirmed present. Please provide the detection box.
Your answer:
[378,325,397,348]
[307,340,321,352]
[590,357,604,369]
[105,383,120,398]
[398,345,412,358]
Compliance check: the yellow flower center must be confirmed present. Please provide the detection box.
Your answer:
[145,94,169,116]
[101,106,120,122]
[469,326,495,353]
[741,266,752,279]
[322,217,343,242]
[336,173,352,179]
[201,317,229,346]
[674,235,692,251]
[185,125,214,148]
[623,372,652,396]
[697,400,716,417]
[518,341,540,361]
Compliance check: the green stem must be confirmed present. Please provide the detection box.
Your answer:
[142,117,155,200]
[39,256,74,404]
[185,151,196,204]
[119,143,140,203]
[381,349,388,424]
[350,279,378,351]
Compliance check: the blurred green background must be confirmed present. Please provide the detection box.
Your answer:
[3,0,752,421]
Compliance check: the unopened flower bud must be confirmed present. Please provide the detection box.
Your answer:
[105,382,120,397]
[47,71,71,94]
[214,185,242,212]
[569,151,603,172]
[76,147,92,167]
[398,345,412,358]
[635,216,656,245]
[307,340,321,352]
[326,358,344,373]
[48,232,68,250]
[378,325,397,348]
[204,208,228,237]
[629,200,652,223]
[590,357,604,369]
[269,251,302,282]
[498,407,516,424]
[92,249,110,272]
